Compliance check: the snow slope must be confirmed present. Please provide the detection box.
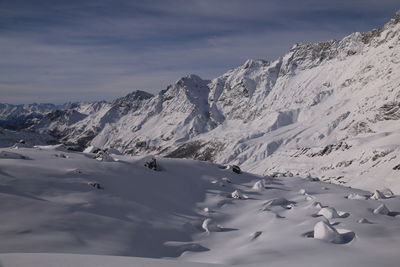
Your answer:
[0,147,399,266]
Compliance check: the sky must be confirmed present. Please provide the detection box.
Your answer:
[1,0,400,104]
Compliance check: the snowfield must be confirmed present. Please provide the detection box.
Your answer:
[0,146,399,266]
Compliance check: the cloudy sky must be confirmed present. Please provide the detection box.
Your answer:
[1,0,399,104]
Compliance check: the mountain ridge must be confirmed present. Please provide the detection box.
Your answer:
[1,10,400,192]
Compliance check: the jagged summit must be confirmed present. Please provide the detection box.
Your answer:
[166,74,210,92]
[389,9,400,24]
[113,90,153,106]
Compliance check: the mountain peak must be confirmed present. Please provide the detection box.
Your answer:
[241,59,269,69]
[175,74,207,86]
[113,90,153,105]
[161,74,209,94]
[124,90,154,100]
[392,10,400,24]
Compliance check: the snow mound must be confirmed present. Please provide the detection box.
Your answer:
[299,188,307,195]
[313,221,342,243]
[317,207,348,219]
[0,150,28,159]
[252,180,266,191]
[347,193,368,200]
[313,221,355,244]
[381,188,395,198]
[312,202,325,209]
[373,204,390,215]
[357,218,372,224]
[370,190,387,200]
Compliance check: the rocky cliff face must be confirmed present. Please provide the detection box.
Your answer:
[1,11,400,192]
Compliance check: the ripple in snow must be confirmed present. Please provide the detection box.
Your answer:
[0,151,28,159]
[222,177,232,183]
[164,241,209,255]
[264,197,293,206]
[357,218,372,224]
[262,198,295,211]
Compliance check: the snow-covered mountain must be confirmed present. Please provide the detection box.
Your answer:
[1,11,400,193]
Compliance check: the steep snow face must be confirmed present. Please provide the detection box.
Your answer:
[188,13,400,192]
[90,75,215,154]
[208,59,281,121]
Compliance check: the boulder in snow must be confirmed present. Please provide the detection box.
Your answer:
[144,157,159,171]
[88,182,104,189]
[94,150,115,162]
[232,165,241,174]
[229,190,248,199]
[317,207,340,219]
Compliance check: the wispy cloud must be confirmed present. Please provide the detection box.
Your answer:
[0,0,399,103]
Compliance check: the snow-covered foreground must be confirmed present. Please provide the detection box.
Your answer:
[0,253,226,267]
[0,146,400,266]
